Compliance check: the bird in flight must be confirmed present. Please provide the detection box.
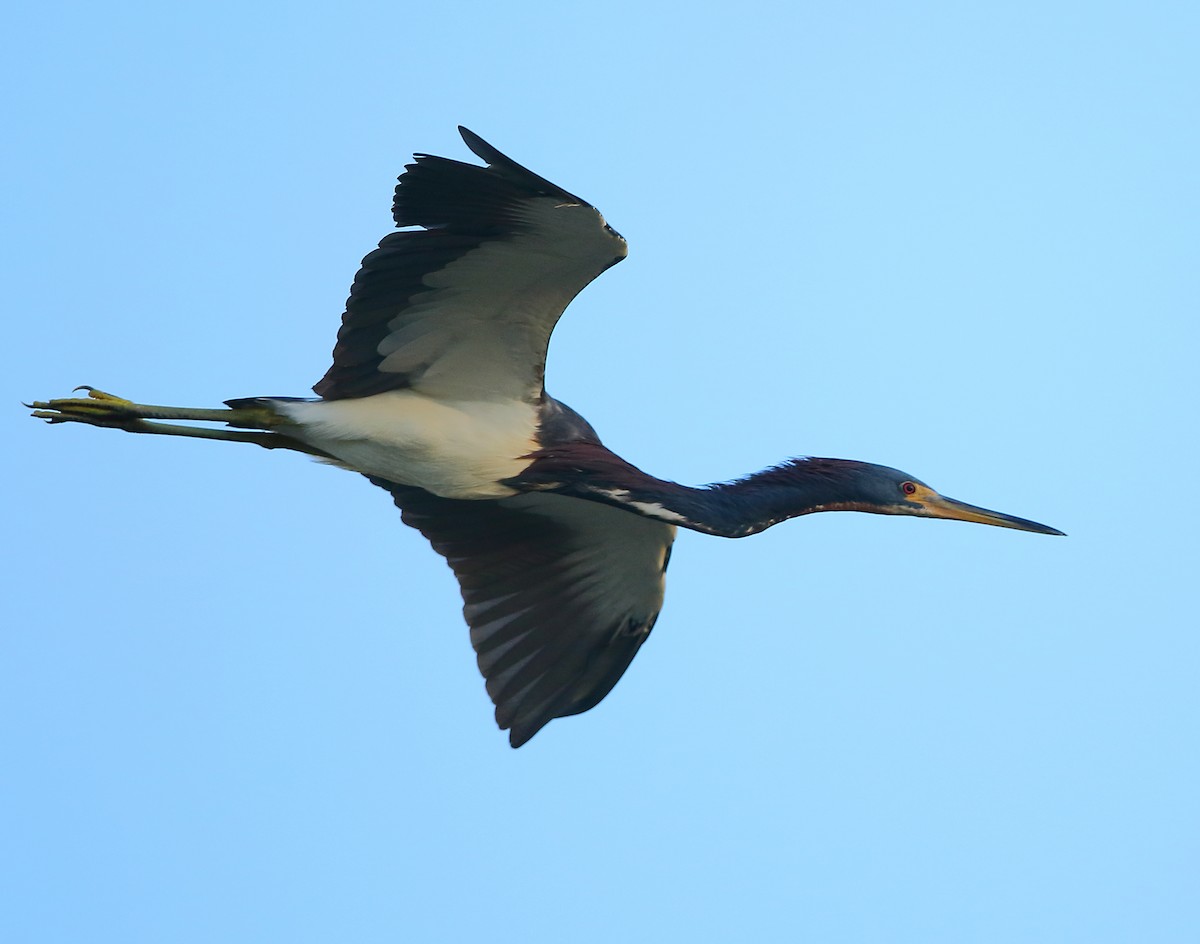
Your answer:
[32,127,1063,747]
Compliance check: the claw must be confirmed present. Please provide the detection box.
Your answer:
[71,386,133,405]
[31,409,73,424]
[28,387,139,427]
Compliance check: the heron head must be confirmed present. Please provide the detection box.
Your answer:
[850,463,1065,535]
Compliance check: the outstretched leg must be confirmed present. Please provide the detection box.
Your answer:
[29,387,331,458]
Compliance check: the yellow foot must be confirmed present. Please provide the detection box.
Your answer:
[29,387,141,426]
[30,387,329,455]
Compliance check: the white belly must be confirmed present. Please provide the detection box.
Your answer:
[274,392,540,499]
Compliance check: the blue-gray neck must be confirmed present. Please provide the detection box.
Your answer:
[511,443,891,538]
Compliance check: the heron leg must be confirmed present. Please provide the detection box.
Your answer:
[29,387,331,457]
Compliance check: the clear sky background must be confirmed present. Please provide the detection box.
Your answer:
[3,2,1197,941]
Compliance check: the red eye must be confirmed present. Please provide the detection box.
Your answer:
[901,482,918,495]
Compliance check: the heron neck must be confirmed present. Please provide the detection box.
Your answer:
[675,460,877,537]
[514,445,875,538]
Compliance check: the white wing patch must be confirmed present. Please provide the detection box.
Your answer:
[593,488,691,525]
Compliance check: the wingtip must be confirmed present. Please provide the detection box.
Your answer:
[458,125,498,165]
[453,127,593,206]
[506,717,545,749]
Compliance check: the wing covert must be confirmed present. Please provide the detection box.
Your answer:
[371,479,675,747]
[315,129,626,403]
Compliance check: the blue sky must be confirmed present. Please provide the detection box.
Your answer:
[4,2,1197,941]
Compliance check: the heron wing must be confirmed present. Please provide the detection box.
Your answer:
[315,128,627,403]
[372,480,675,747]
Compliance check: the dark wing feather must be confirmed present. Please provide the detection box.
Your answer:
[315,128,627,403]
[371,479,675,747]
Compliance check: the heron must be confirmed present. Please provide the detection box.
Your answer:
[31,127,1063,747]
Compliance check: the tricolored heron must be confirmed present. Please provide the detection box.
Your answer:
[31,128,1063,747]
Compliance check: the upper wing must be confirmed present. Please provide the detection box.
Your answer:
[315,127,627,403]
[372,479,675,748]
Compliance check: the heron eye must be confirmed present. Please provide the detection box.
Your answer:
[901,482,918,496]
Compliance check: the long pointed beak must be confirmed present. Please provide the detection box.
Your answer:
[921,494,1065,536]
